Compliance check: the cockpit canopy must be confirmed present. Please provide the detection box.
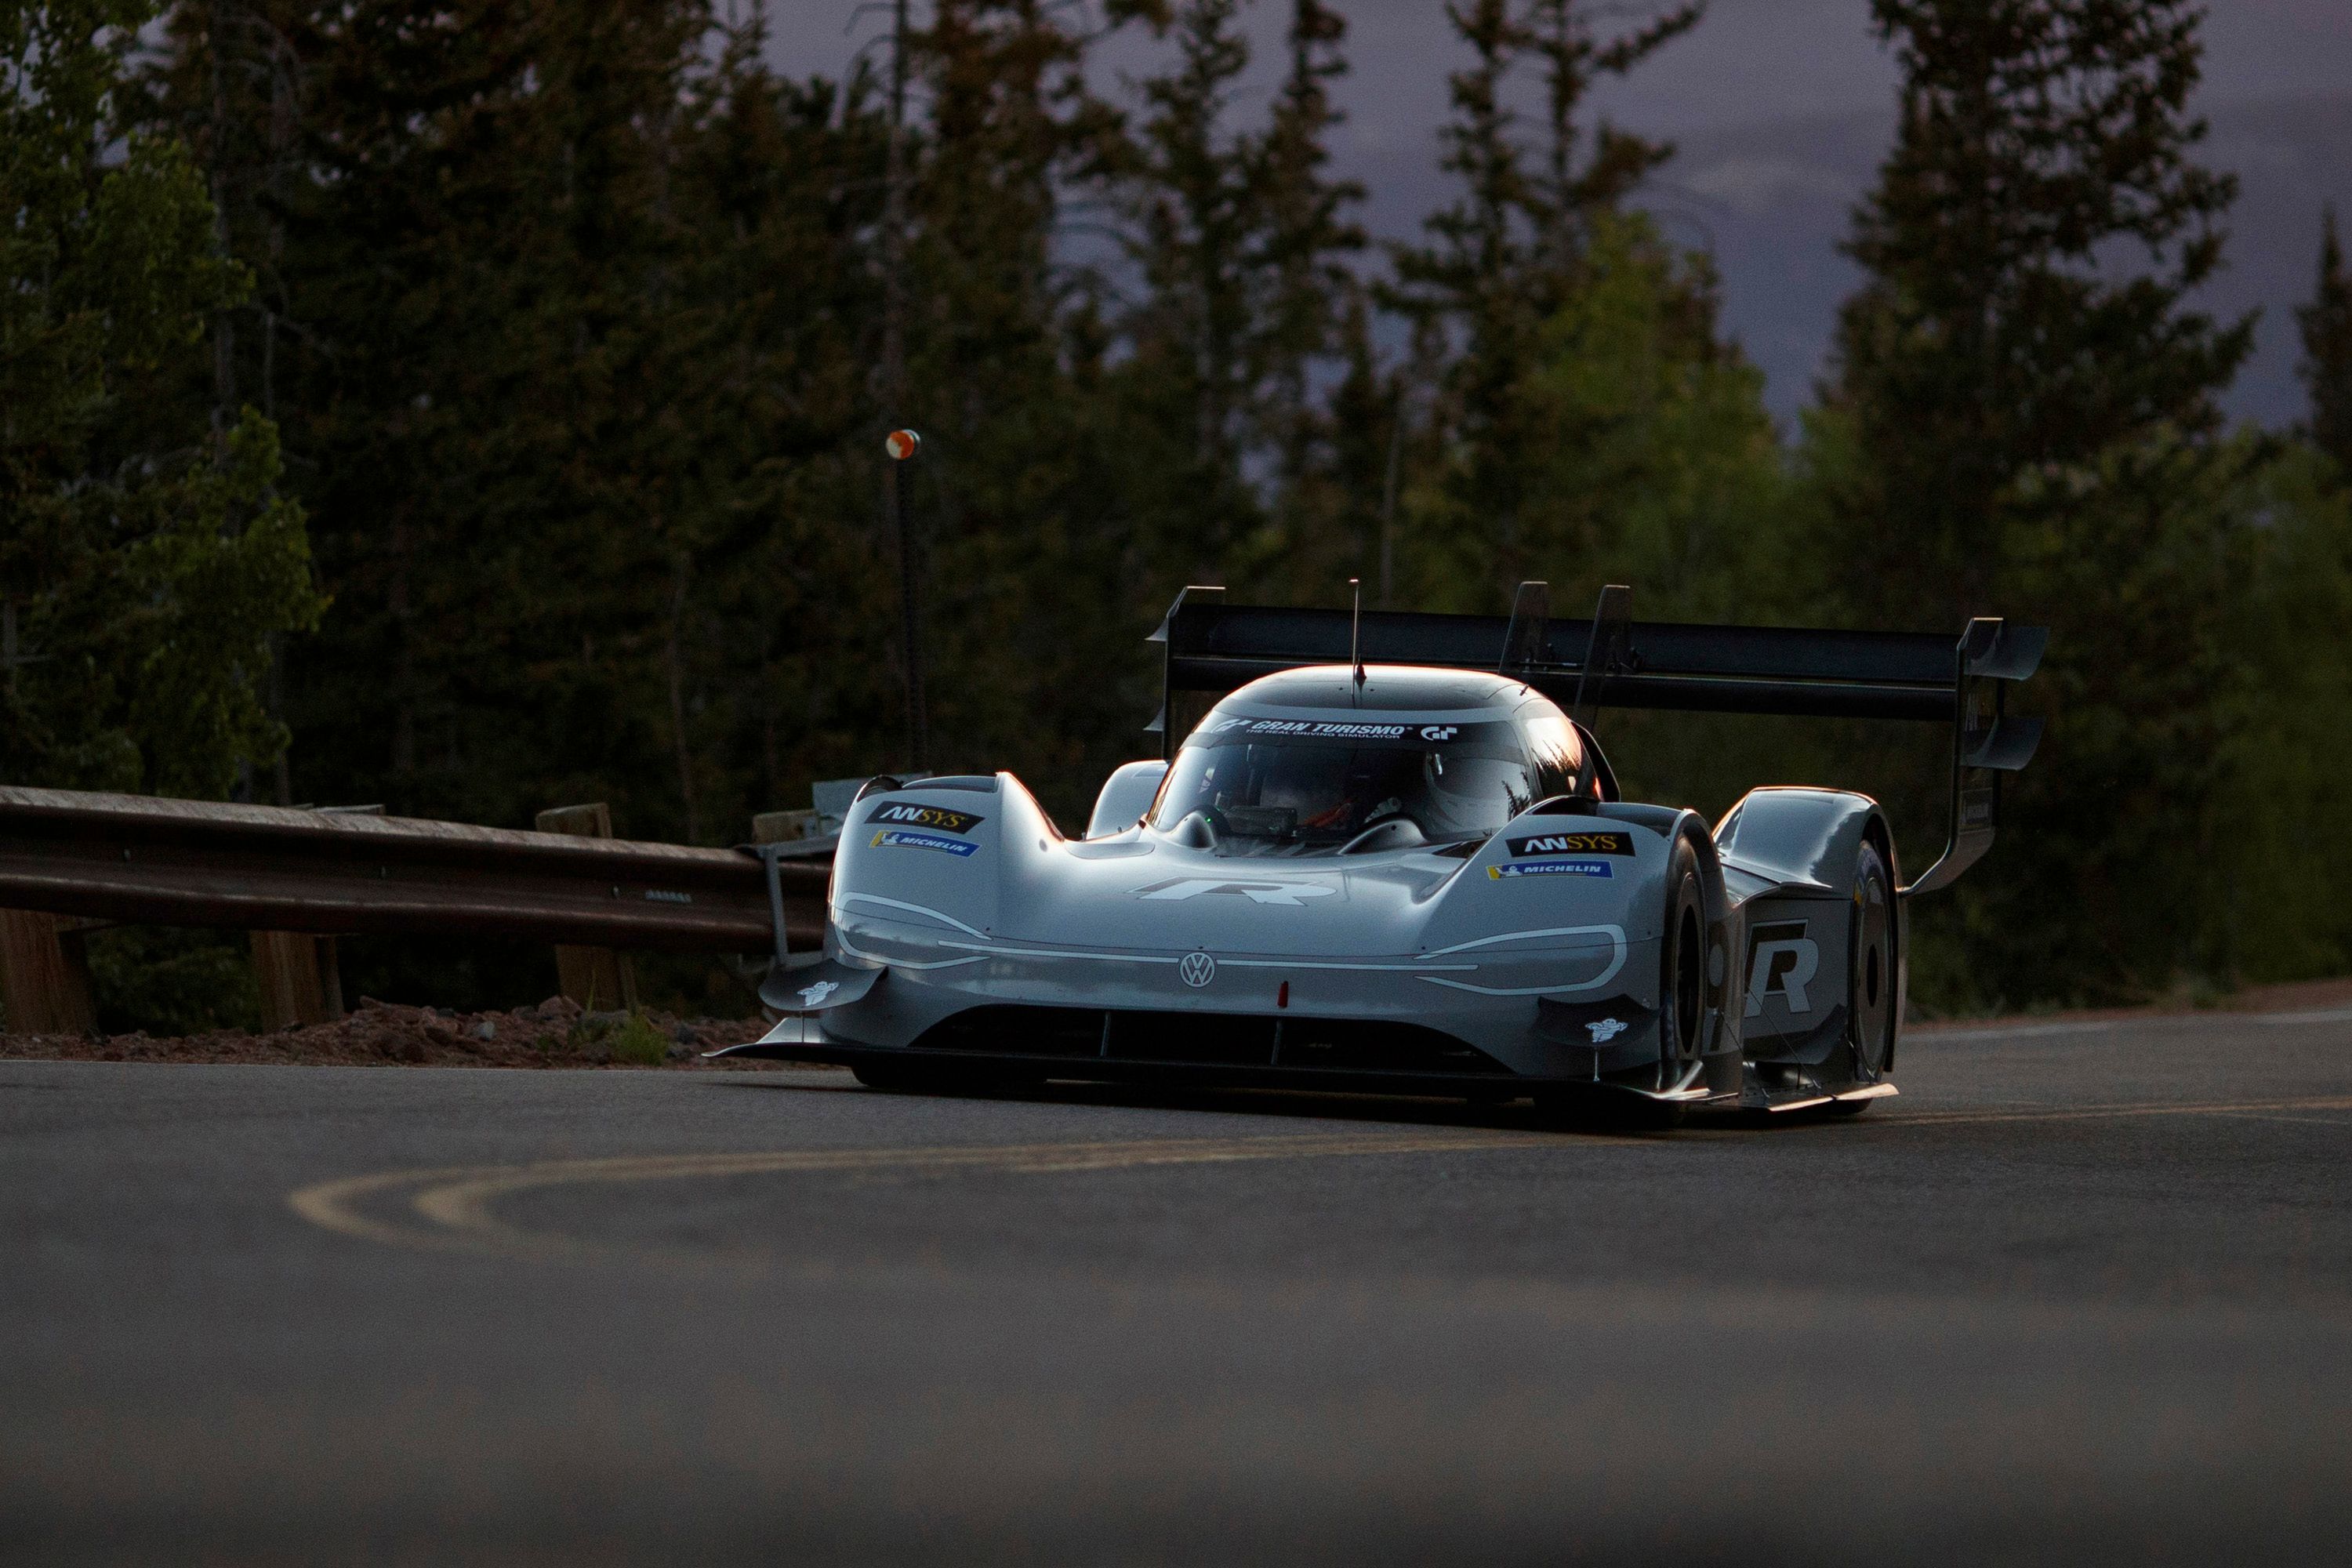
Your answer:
[1147,667,1600,854]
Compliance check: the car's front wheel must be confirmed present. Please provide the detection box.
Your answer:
[1657,833,1708,1098]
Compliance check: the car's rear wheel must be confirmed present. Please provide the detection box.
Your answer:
[1831,838,1896,1114]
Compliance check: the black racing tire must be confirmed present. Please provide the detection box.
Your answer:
[1655,833,1708,1098]
[1539,833,1708,1133]
[1830,837,1897,1115]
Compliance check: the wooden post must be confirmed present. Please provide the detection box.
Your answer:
[0,909,99,1036]
[250,930,343,1031]
[751,808,819,845]
[536,802,637,1012]
[245,804,372,1030]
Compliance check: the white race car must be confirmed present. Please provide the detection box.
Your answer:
[723,583,2042,1123]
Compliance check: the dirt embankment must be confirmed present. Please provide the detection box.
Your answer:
[0,994,797,1069]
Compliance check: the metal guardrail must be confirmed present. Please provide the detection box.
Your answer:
[0,787,832,953]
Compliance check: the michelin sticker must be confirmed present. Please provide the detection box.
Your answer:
[797,980,840,1007]
[1744,920,1820,1017]
[866,802,984,834]
[871,829,980,858]
[1488,859,1612,880]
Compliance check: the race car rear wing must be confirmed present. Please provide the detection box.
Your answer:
[1146,582,2045,896]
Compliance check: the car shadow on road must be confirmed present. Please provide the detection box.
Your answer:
[705,1070,1818,1138]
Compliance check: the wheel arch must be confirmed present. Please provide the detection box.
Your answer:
[1713,787,1900,1084]
[1595,801,1740,1090]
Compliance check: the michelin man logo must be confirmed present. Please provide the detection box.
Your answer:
[1585,1017,1627,1043]
[1744,921,1820,1018]
[797,980,840,1008]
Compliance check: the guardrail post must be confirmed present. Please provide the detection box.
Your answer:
[751,808,819,845]
[246,804,374,1031]
[535,802,638,1012]
[250,931,343,1030]
[0,909,98,1036]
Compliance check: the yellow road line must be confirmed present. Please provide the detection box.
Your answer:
[1889,1095,2352,1128]
[294,1128,1570,1256]
[288,1093,2352,1259]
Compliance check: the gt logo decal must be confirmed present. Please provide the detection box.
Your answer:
[1131,878,1338,906]
[1420,725,1458,741]
[1744,921,1820,1017]
[866,803,984,835]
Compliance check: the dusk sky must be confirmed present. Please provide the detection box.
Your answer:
[776,2,2352,425]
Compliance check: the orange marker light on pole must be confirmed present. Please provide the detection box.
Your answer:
[885,429,926,769]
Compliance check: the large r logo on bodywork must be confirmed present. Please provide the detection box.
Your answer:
[1130,879,1338,906]
[1744,920,1820,1017]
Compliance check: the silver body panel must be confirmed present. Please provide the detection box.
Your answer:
[737,673,1903,1108]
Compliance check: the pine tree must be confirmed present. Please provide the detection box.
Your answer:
[1824,0,2249,622]
[1521,0,1699,270]
[1516,212,1777,618]
[1389,0,1704,600]
[142,0,735,835]
[2301,205,2352,479]
[1817,0,2256,1004]
[1316,296,1398,593]
[895,0,1152,788]
[1116,0,1266,589]
[1249,0,1365,494]
[1387,0,1537,592]
[2,0,321,798]
[668,11,898,821]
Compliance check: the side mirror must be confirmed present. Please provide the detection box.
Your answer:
[1087,760,1169,839]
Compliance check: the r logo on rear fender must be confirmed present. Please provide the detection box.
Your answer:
[1744,920,1820,1017]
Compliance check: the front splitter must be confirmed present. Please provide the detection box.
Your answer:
[710,1038,1737,1105]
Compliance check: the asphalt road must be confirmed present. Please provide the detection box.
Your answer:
[6,1011,2352,1566]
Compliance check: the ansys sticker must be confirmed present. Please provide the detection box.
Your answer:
[865,802,985,835]
[1506,830,1635,858]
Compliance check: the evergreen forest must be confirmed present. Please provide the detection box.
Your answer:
[7,0,2352,1025]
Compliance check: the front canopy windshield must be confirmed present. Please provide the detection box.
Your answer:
[1149,720,1538,851]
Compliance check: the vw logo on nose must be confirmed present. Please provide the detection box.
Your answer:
[1178,951,1218,989]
